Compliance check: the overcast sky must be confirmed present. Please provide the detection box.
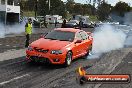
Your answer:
[62,0,132,6]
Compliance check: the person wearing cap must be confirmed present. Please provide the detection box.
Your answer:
[25,18,32,47]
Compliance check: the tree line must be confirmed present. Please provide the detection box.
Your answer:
[20,0,132,21]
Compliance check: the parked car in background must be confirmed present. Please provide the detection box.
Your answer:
[83,21,95,28]
[33,16,46,28]
[65,20,79,28]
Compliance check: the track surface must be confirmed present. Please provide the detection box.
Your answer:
[0,56,98,88]
[0,28,132,88]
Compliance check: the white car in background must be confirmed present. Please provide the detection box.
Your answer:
[45,15,63,24]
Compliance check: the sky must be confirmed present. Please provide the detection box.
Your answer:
[61,0,132,6]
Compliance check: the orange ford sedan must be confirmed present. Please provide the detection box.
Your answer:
[26,28,93,66]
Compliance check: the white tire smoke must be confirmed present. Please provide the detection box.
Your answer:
[0,24,5,38]
[88,24,127,59]
[0,22,34,38]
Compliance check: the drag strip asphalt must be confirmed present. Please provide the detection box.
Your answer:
[0,28,132,88]
[0,50,98,88]
[0,47,131,88]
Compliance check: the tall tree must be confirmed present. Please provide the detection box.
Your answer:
[66,0,75,14]
[37,0,66,17]
[82,4,95,15]
[37,0,49,16]
[112,1,131,17]
[73,3,83,15]
[97,2,112,21]
[50,0,66,16]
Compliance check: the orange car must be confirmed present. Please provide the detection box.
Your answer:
[26,28,93,66]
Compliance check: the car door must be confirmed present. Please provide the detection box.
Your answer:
[79,31,91,53]
[72,32,84,58]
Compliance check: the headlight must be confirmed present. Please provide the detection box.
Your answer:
[51,50,62,54]
[28,46,33,51]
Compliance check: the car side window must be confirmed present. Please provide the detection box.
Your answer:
[75,32,82,40]
[80,31,88,40]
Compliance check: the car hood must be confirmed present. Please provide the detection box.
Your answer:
[31,38,71,50]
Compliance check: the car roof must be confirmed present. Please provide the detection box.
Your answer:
[54,28,80,33]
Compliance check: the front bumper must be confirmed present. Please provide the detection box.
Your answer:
[26,50,66,64]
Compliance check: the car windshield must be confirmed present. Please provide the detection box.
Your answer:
[45,30,75,41]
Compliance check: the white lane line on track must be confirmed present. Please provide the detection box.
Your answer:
[0,44,2,45]
[0,74,30,85]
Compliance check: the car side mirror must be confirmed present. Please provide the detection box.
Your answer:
[75,40,82,44]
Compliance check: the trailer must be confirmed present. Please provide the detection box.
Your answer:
[45,15,63,24]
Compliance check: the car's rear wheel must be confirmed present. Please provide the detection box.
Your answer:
[83,45,92,59]
[64,51,72,67]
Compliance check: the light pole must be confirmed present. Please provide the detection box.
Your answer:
[49,0,50,14]
[35,0,38,19]
[46,0,51,14]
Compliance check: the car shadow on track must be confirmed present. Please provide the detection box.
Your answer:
[27,57,92,69]
[0,56,93,71]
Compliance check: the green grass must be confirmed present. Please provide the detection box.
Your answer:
[23,11,35,17]
[89,15,98,21]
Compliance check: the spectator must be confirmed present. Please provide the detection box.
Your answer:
[55,18,57,28]
[25,18,32,47]
[79,20,83,30]
[61,19,66,28]
[44,17,47,28]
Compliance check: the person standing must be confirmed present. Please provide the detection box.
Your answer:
[25,18,32,47]
[55,18,57,28]
[61,19,66,28]
[44,16,47,28]
[79,20,83,30]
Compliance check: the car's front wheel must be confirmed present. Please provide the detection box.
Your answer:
[64,51,72,67]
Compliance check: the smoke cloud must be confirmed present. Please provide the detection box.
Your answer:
[124,12,132,26]
[0,24,5,38]
[88,24,127,59]
[124,12,132,47]
[0,23,28,38]
[5,24,25,34]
